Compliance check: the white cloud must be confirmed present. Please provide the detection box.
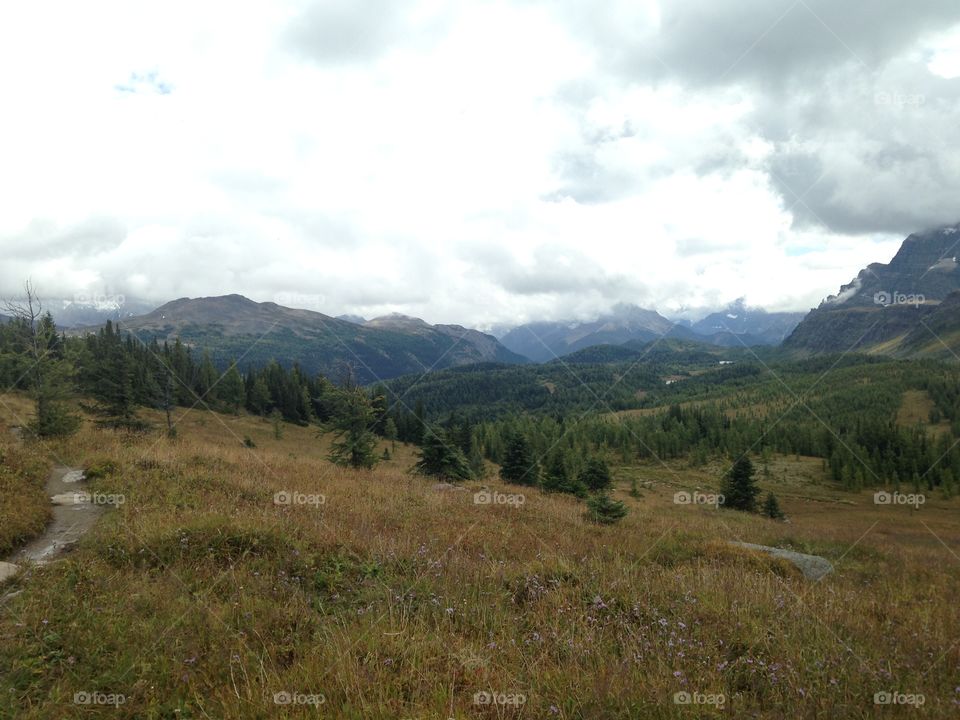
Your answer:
[0,0,956,328]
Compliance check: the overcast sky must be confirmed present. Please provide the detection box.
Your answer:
[1,0,959,328]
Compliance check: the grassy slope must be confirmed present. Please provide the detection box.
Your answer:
[0,394,52,556]
[0,396,958,718]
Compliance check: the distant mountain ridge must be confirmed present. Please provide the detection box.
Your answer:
[499,304,698,362]
[500,300,800,362]
[785,222,960,357]
[52,297,158,328]
[72,295,527,382]
[691,299,806,346]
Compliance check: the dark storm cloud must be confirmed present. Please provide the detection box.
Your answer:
[760,66,960,235]
[546,0,960,236]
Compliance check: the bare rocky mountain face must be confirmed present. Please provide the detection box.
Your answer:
[785,223,960,357]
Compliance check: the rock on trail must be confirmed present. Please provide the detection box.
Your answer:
[730,541,835,581]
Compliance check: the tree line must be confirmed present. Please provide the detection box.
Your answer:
[2,285,957,499]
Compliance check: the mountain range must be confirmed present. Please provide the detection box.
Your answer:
[59,222,960,380]
[784,223,960,357]
[690,300,806,347]
[498,301,804,362]
[72,295,526,383]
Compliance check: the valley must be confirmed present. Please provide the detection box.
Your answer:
[1,391,958,718]
[4,2,960,715]
[2,223,960,717]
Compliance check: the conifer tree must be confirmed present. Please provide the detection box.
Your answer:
[499,434,539,485]
[219,362,245,413]
[720,455,760,512]
[579,457,613,491]
[248,376,271,415]
[327,387,379,469]
[762,492,785,520]
[415,428,472,481]
[586,492,628,524]
[541,453,569,493]
[89,320,141,429]
[2,285,80,437]
[542,453,588,496]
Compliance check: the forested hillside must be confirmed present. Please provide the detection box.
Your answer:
[71,295,527,383]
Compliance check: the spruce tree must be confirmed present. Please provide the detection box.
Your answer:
[384,417,398,451]
[468,443,487,479]
[415,428,472,481]
[219,363,245,413]
[499,434,539,485]
[327,387,379,469]
[720,455,760,512]
[579,457,613,491]
[542,453,588,496]
[541,453,569,493]
[762,492,785,520]
[29,313,80,437]
[196,350,218,398]
[90,320,141,429]
[248,377,271,415]
[412,399,426,444]
[585,492,628,524]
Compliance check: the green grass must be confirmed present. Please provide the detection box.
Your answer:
[1,395,959,718]
[0,394,52,557]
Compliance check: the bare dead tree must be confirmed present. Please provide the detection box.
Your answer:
[1,280,79,436]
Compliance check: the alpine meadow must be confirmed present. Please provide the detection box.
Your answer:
[2,1,960,718]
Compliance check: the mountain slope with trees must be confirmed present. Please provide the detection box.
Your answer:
[71,295,528,383]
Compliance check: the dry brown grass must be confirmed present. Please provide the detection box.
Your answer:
[0,394,52,556]
[0,393,958,718]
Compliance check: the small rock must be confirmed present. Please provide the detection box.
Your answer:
[432,482,466,492]
[61,470,85,484]
[51,493,90,506]
[0,561,21,582]
[729,541,834,581]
